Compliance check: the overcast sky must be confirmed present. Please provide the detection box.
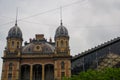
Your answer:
[0,0,120,78]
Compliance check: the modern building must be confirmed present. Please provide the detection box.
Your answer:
[1,21,72,80]
[72,37,120,75]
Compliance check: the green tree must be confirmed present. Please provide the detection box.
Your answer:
[63,68,120,80]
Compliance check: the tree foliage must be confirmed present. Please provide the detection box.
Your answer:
[63,68,120,80]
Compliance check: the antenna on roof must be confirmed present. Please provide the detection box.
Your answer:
[15,7,18,26]
[60,6,63,26]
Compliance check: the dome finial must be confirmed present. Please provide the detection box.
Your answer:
[60,6,63,26]
[61,19,63,26]
[15,7,18,26]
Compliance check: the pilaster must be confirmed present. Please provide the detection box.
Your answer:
[30,65,33,80]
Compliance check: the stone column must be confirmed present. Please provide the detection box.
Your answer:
[30,65,33,80]
[16,62,20,80]
[42,65,44,80]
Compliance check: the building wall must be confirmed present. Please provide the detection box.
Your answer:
[55,59,71,80]
[1,59,20,80]
[1,54,71,80]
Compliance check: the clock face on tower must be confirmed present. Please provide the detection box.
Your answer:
[34,45,42,52]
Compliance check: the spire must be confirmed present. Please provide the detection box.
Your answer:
[60,6,63,26]
[15,8,18,26]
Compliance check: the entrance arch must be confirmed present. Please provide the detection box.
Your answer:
[21,64,30,80]
[44,64,54,80]
[33,64,42,80]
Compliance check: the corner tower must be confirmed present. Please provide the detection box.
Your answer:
[55,22,70,55]
[6,22,23,54]
[1,22,23,80]
[54,21,71,80]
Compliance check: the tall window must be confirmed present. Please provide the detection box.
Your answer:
[12,41,14,47]
[9,63,13,72]
[61,72,65,78]
[66,41,68,46]
[57,41,58,47]
[61,61,65,69]
[17,42,19,48]
[8,73,12,80]
[61,40,64,47]
[8,42,10,47]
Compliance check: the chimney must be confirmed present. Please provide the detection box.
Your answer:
[35,34,44,40]
[24,41,28,45]
[29,38,32,42]
[49,37,52,43]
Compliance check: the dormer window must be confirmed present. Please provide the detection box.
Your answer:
[28,48,31,52]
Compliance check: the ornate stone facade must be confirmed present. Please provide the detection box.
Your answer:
[1,22,71,80]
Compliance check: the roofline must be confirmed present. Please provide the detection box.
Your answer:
[72,37,120,61]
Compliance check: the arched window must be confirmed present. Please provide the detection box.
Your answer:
[57,41,58,47]
[9,63,13,72]
[28,48,31,52]
[61,61,65,69]
[66,41,68,47]
[12,41,14,47]
[61,40,64,47]
[17,42,19,48]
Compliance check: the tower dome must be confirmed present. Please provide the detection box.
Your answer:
[7,23,22,40]
[55,22,69,39]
